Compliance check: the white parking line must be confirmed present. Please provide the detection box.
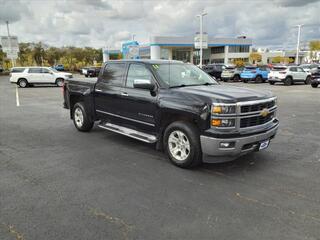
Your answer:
[15,85,20,107]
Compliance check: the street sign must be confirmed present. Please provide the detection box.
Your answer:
[194,33,208,49]
[1,36,19,52]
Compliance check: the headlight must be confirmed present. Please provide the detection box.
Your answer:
[211,118,235,127]
[212,105,236,114]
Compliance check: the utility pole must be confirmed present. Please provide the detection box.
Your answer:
[197,11,207,68]
[295,24,303,65]
[6,21,15,67]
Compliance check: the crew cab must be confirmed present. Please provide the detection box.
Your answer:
[268,66,311,85]
[241,66,270,83]
[63,60,279,168]
[10,66,72,88]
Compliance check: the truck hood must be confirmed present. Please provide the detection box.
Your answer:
[171,84,274,103]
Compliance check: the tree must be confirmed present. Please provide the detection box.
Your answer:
[271,56,293,64]
[33,42,45,65]
[18,43,33,66]
[309,40,320,61]
[249,52,262,64]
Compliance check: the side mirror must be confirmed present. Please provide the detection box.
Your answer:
[133,79,155,91]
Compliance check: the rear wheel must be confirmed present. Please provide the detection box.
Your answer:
[269,81,275,85]
[243,79,248,83]
[284,76,292,86]
[164,121,202,168]
[305,76,311,85]
[18,78,28,88]
[72,102,94,132]
[255,75,263,83]
[311,83,319,88]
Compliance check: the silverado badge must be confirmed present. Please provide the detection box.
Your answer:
[260,108,270,117]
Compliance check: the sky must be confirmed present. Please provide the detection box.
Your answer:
[0,0,319,50]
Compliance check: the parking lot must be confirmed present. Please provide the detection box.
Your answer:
[0,75,319,239]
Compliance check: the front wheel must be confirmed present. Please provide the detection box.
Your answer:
[164,121,202,168]
[56,78,64,87]
[284,77,292,86]
[72,102,94,132]
[305,76,311,85]
[269,81,275,85]
[311,83,319,88]
[233,75,240,81]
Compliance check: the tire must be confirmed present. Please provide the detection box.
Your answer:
[243,79,248,83]
[269,81,275,85]
[163,121,202,168]
[311,83,319,88]
[85,75,88,78]
[72,102,94,132]
[305,76,311,85]
[233,75,240,81]
[56,78,64,87]
[284,76,292,86]
[18,78,28,88]
[255,75,263,83]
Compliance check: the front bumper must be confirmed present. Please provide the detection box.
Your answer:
[268,77,285,82]
[200,124,279,163]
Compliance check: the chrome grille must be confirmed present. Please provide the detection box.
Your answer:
[241,100,276,113]
[240,112,274,128]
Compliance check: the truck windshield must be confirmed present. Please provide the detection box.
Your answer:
[152,63,217,88]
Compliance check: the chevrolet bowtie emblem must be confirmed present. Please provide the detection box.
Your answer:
[260,108,270,117]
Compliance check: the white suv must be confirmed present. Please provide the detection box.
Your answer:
[268,66,311,86]
[10,67,73,88]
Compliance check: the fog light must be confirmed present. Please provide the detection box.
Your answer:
[220,142,235,148]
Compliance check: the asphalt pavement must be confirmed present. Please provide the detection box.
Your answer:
[0,75,319,240]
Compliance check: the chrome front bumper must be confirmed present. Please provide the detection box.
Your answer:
[200,124,279,163]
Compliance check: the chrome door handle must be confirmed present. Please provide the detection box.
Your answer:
[95,89,102,92]
[121,92,128,96]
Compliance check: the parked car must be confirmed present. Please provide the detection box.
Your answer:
[53,64,65,71]
[202,64,226,79]
[10,66,73,88]
[300,63,319,73]
[63,60,279,168]
[85,67,101,77]
[0,66,3,73]
[310,67,320,88]
[81,67,90,75]
[241,66,270,83]
[268,66,311,85]
[221,66,242,82]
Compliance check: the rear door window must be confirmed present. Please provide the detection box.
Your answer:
[28,68,42,73]
[101,63,126,86]
[11,68,25,73]
[42,68,51,73]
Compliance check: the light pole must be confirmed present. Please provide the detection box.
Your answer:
[197,11,207,68]
[6,21,15,67]
[295,24,303,65]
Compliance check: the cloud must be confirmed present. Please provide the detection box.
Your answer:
[0,0,30,23]
[0,0,319,50]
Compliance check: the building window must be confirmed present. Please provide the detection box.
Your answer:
[211,59,224,64]
[211,47,225,54]
[229,45,250,53]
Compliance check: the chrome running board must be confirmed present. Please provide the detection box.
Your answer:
[98,122,157,143]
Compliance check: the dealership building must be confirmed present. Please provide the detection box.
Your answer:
[103,35,253,65]
[140,36,253,65]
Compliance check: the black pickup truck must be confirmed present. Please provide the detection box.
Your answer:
[63,60,279,168]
